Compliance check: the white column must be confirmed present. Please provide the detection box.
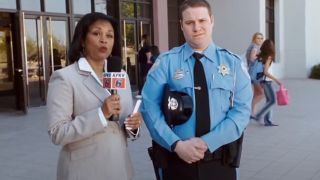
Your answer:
[210,0,263,54]
[153,0,169,52]
[282,0,306,78]
[306,0,320,76]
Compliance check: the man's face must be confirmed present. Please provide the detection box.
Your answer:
[180,6,214,51]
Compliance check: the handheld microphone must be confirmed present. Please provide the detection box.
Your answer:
[104,56,125,121]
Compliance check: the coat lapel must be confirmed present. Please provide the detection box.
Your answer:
[78,69,110,103]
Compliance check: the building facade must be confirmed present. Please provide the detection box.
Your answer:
[211,0,320,79]
[1,0,319,112]
[0,0,156,112]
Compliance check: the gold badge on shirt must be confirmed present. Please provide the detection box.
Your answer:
[218,64,230,76]
[174,69,184,80]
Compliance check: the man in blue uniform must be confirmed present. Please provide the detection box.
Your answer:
[141,0,252,179]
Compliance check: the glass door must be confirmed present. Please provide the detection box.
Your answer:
[122,20,138,85]
[23,16,68,106]
[139,21,152,47]
[137,21,152,91]
[47,17,68,75]
[23,15,47,107]
[0,23,15,110]
[22,14,68,107]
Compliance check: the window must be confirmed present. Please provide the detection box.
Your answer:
[0,0,16,9]
[266,0,275,42]
[45,0,66,13]
[137,3,151,18]
[121,2,135,18]
[120,1,151,18]
[21,0,41,11]
[95,0,107,14]
[72,0,91,14]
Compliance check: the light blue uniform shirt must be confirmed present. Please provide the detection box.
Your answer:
[141,42,253,153]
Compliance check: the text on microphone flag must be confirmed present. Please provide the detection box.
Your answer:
[103,72,126,89]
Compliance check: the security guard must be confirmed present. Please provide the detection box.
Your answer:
[141,0,252,180]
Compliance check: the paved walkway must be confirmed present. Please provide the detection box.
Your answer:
[0,79,320,180]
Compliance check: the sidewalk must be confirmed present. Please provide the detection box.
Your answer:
[0,79,319,180]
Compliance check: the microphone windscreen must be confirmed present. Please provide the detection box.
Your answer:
[107,56,122,72]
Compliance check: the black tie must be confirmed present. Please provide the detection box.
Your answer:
[193,52,211,137]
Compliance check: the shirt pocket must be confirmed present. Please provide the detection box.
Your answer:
[170,75,193,92]
[210,75,234,112]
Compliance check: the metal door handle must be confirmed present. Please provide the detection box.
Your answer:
[15,68,23,72]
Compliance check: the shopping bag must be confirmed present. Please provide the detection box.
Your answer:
[276,85,289,106]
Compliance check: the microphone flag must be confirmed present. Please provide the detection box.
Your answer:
[103,72,126,89]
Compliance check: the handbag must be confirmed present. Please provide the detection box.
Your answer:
[276,85,289,106]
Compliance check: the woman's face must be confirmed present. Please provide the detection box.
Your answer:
[254,35,264,46]
[83,20,114,62]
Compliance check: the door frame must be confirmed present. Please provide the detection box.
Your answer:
[121,19,152,88]
[122,19,138,79]
[21,13,47,107]
[45,16,69,80]
[0,13,17,110]
[19,13,69,108]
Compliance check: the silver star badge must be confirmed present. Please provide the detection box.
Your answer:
[218,64,230,76]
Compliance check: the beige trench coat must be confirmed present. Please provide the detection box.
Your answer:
[47,61,134,180]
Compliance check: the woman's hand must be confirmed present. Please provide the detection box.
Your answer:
[124,112,143,130]
[276,80,282,86]
[101,94,121,119]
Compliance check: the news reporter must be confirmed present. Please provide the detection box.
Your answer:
[46,12,142,180]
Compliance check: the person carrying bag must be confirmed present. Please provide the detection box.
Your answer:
[276,85,289,106]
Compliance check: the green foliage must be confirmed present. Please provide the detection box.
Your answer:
[309,64,320,79]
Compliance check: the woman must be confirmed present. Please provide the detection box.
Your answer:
[252,39,281,126]
[247,32,264,117]
[47,12,142,180]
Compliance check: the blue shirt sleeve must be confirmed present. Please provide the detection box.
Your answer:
[141,57,181,151]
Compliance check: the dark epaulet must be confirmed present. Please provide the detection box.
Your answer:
[217,47,241,61]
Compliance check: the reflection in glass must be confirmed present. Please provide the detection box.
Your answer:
[0,28,13,91]
[24,19,46,106]
[45,0,66,13]
[0,0,16,9]
[137,3,151,18]
[122,22,137,84]
[73,0,91,14]
[21,0,41,11]
[95,0,107,14]
[121,2,134,18]
[47,20,67,74]
[25,19,41,82]
[141,23,151,44]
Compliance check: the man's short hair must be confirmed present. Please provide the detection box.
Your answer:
[179,0,212,20]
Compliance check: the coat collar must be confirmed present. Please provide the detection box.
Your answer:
[77,57,110,102]
[78,57,108,86]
